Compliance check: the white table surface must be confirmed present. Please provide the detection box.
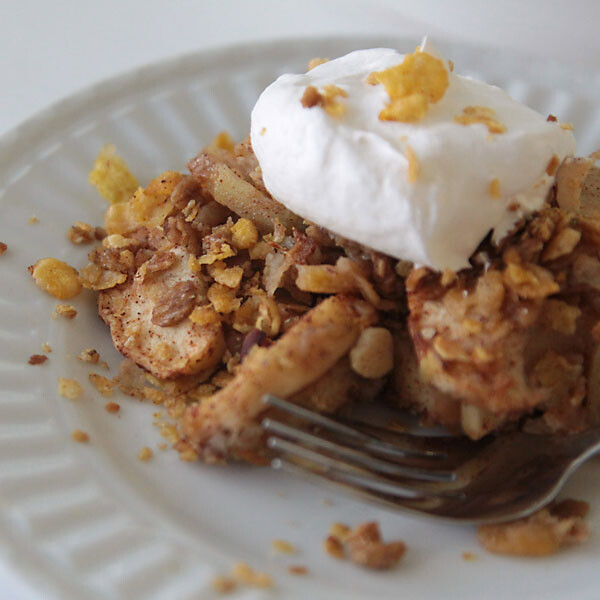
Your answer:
[1,0,599,597]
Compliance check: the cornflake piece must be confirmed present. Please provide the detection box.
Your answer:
[213,131,235,152]
[405,145,420,183]
[58,377,83,400]
[28,354,48,365]
[272,539,296,554]
[454,106,506,134]
[89,373,116,396]
[105,401,120,413]
[489,178,501,198]
[308,57,329,70]
[137,446,153,462]
[78,348,100,364]
[53,304,77,319]
[230,218,259,249]
[211,575,236,594]
[71,429,89,443]
[0,242,7,255]
[89,144,139,204]
[231,562,273,588]
[208,261,244,289]
[29,258,82,300]
[189,305,221,326]
[67,221,95,244]
[300,84,348,118]
[478,499,589,556]
[207,283,242,314]
[329,522,351,539]
[368,48,449,122]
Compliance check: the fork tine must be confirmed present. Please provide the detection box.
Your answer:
[263,419,456,482]
[270,450,464,500]
[263,394,447,460]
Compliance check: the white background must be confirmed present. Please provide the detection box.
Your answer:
[1,0,599,597]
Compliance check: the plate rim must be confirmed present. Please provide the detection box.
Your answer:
[1,33,599,600]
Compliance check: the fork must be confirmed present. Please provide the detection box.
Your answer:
[261,395,600,524]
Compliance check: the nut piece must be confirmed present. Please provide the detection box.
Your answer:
[151,280,197,327]
[344,522,406,570]
[29,258,82,299]
[349,327,394,378]
[477,499,589,556]
[58,377,83,400]
[28,354,48,365]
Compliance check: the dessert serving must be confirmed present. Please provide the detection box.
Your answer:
[66,40,600,469]
[30,41,600,475]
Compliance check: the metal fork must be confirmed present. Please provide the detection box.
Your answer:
[261,395,600,524]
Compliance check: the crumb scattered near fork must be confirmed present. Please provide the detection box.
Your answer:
[71,428,90,443]
[78,348,100,364]
[28,354,48,365]
[89,373,115,396]
[137,446,153,461]
[58,377,83,400]
[272,539,296,554]
[52,304,77,319]
[211,575,236,594]
[477,498,590,556]
[325,521,406,569]
[105,401,120,414]
[462,551,478,561]
[231,562,273,588]
[28,215,39,224]
[288,565,309,575]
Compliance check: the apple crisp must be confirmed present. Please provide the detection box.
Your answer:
[80,136,600,464]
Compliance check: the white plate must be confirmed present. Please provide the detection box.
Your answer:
[1,35,599,600]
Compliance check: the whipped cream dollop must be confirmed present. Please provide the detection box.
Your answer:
[250,43,575,271]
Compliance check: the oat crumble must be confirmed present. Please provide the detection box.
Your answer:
[52,304,77,319]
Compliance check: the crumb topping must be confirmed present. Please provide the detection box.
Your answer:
[105,401,120,413]
[89,144,139,204]
[301,84,348,118]
[489,178,501,198]
[58,377,83,400]
[478,499,590,556]
[454,106,506,134]
[53,304,77,319]
[137,446,153,461]
[28,354,48,365]
[78,348,100,363]
[29,258,82,300]
[0,242,7,255]
[368,49,449,122]
[89,373,116,396]
[308,57,329,70]
[71,428,90,443]
[272,539,296,554]
[67,221,96,245]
